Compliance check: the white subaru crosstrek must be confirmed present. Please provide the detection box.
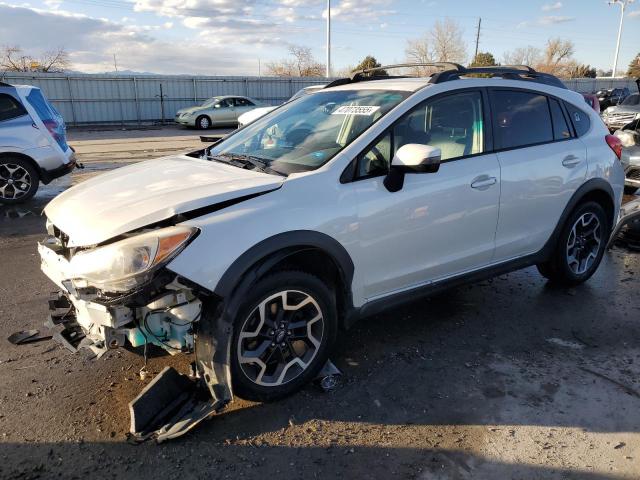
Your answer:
[39,64,627,408]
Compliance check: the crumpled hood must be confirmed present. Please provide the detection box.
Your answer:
[44,155,284,247]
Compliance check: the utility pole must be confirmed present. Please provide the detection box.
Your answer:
[326,0,331,78]
[113,53,119,74]
[474,17,481,62]
[609,0,634,78]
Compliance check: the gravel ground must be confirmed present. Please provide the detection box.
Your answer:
[0,126,639,480]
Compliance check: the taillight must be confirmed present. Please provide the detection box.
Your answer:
[606,134,623,160]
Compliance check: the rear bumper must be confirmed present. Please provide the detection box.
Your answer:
[40,153,76,184]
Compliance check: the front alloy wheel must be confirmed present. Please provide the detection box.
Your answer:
[238,290,324,387]
[230,271,336,402]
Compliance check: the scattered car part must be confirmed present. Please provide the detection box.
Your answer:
[314,359,342,392]
[8,329,52,345]
[128,366,223,444]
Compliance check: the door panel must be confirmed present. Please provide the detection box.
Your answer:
[493,140,586,260]
[489,89,587,261]
[355,153,501,299]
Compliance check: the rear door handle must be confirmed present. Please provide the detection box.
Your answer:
[562,154,582,168]
[471,175,497,190]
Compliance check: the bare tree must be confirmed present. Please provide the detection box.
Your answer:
[502,46,541,67]
[536,38,575,78]
[265,45,324,77]
[1,46,71,73]
[405,19,467,75]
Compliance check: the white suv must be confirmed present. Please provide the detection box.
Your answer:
[38,64,626,407]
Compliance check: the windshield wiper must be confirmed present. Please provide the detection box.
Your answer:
[210,153,287,177]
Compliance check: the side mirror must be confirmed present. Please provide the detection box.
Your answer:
[384,144,442,192]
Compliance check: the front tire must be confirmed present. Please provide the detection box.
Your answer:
[537,201,609,285]
[0,158,39,204]
[196,115,211,130]
[230,271,337,402]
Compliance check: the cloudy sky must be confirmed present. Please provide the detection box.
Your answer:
[1,0,639,75]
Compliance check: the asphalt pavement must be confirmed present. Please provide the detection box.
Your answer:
[0,126,639,479]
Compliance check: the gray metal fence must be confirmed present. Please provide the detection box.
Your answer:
[1,72,638,126]
[0,72,331,126]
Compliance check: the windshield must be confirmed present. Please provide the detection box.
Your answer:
[201,97,220,108]
[208,89,410,174]
[621,94,639,106]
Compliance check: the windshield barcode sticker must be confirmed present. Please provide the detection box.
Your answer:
[332,105,381,116]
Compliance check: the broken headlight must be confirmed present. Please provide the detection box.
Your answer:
[69,226,197,292]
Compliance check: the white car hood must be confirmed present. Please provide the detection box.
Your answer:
[44,155,284,247]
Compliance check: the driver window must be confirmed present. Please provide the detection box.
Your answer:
[356,91,484,178]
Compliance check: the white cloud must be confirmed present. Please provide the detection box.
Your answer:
[628,9,640,18]
[539,15,574,24]
[0,3,262,74]
[542,2,562,11]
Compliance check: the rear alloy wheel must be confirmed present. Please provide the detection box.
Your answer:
[196,115,211,130]
[0,159,39,204]
[231,271,336,402]
[537,201,608,285]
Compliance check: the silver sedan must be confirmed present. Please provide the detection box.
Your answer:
[175,96,261,129]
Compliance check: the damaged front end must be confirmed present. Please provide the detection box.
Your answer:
[38,221,233,442]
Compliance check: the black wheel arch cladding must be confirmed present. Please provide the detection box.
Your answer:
[195,230,354,403]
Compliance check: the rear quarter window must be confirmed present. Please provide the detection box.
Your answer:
[0,93,28,122]
[489,90,553,150]
[564,102,591,137]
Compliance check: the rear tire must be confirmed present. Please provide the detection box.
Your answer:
[230,271,337,403]
[537,201,609,286]
[0,157,39,204]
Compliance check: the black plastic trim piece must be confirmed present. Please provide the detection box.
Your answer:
[214,230,355,300]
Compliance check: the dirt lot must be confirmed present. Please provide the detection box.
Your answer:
[0,126,639,479]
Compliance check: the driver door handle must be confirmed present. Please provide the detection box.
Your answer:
[471,175,497,190]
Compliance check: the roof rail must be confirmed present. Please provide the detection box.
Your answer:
[324,62,463,89]
[324,63,566,90]
[430,65,566,89]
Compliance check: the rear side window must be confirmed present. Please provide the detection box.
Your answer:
[564,103,591,137]
[490,90,553,150]
[549,99,572,140]
[0,93,28,122]
[235,98,254,107]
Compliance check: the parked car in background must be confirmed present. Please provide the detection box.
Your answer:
[597,87,630,110]
[237,85,326,128]
[582,93,600,113]
[0,82,75,204]
[614,117,640,194]
[175,96,262,129]
[602,93,640,131]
